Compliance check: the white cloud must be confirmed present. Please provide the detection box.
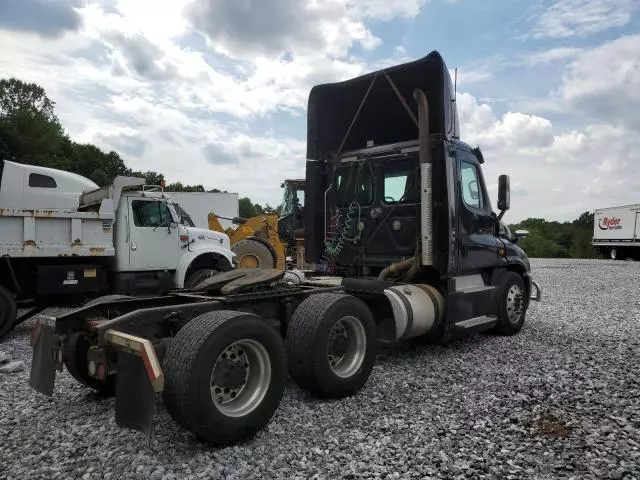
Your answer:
[346,0,427,21]
[457,93,640,221]
[522,47,583,67]
[530,0,637,38]
[559,34,640,128]
[185,0,384,60]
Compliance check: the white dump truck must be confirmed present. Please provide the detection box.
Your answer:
[592,204,640,260]
[0,160,234,339]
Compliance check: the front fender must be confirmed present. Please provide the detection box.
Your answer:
[175,245,235,288]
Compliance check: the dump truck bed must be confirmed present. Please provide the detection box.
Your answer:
[0,207,115,258]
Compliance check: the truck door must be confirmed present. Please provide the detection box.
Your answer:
[127,198,180,270]
[455,148,500,271]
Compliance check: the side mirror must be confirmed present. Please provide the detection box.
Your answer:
[514,229,528,240]
[170,221,178,229]
[498,174,510,212]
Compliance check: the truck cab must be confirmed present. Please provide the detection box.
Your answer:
[79,181,235,293]
[303,50,540,342]
[317,139,533,278]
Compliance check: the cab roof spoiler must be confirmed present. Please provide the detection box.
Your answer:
[306,50,459,164]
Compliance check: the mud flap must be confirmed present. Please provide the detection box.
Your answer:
[29,325,58,396]
[115,350,156,437]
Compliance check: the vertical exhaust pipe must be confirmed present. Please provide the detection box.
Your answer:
[413,89,433,267]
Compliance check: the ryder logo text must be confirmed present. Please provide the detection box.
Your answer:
[598,217,622,230]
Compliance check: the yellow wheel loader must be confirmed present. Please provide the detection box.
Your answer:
[207,179,307,270]
[207,214,287,270]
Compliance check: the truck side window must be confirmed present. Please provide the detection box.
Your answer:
[335,165,373,207]
[131,200,173,227]
[384,173,408,202]
[383,165,418,204]
[29,173,57,188]
[460,161,482,209]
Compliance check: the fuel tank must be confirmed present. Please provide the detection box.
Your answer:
[379,284,445,342]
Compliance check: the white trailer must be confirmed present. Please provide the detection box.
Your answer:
[592,204,640,260]
[165,191,239,230]
[0,160,235,339]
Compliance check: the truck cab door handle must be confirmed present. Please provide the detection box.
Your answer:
[131,242,137,251]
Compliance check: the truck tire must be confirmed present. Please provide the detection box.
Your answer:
[184,269,219,290]
[232,239,275,269]
[63,333,116,396]
[610,247,627,261]
[285,293,376,398]
[492,272,527,336]
[162,310,287,446]
[0,285,17,340]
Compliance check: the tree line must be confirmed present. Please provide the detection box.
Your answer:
[0,78,271,218]
[508,211,599,259]
[0,78,601,258]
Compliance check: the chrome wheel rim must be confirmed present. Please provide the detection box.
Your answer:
[210,339,271,417]
[506,285,524,324]
[327,316,367,378]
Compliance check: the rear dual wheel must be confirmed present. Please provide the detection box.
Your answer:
[162,310,287,446]
[285,293,377,398]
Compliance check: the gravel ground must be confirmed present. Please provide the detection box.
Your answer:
[1,258,639,480]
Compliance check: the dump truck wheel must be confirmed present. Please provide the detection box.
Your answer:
[232,239,275,269]
[63,334,116,396]
[285,293,376,398]
[184,268,219,290]
[0,285,17,340]
[492,272,527,336]
[162,310,287,446]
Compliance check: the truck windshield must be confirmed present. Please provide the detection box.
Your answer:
[334,164,373,207]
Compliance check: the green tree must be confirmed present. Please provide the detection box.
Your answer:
[238,197,258,218]
[165,182,205,192]
[262,203,279,215]
[0,108,68,167]
[0,78,57,121]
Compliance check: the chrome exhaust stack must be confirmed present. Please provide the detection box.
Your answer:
[413,89,433,267]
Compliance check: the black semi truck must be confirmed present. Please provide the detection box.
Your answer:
[28,50,541,446]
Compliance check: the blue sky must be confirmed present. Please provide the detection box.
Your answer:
[0,0,639,222]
